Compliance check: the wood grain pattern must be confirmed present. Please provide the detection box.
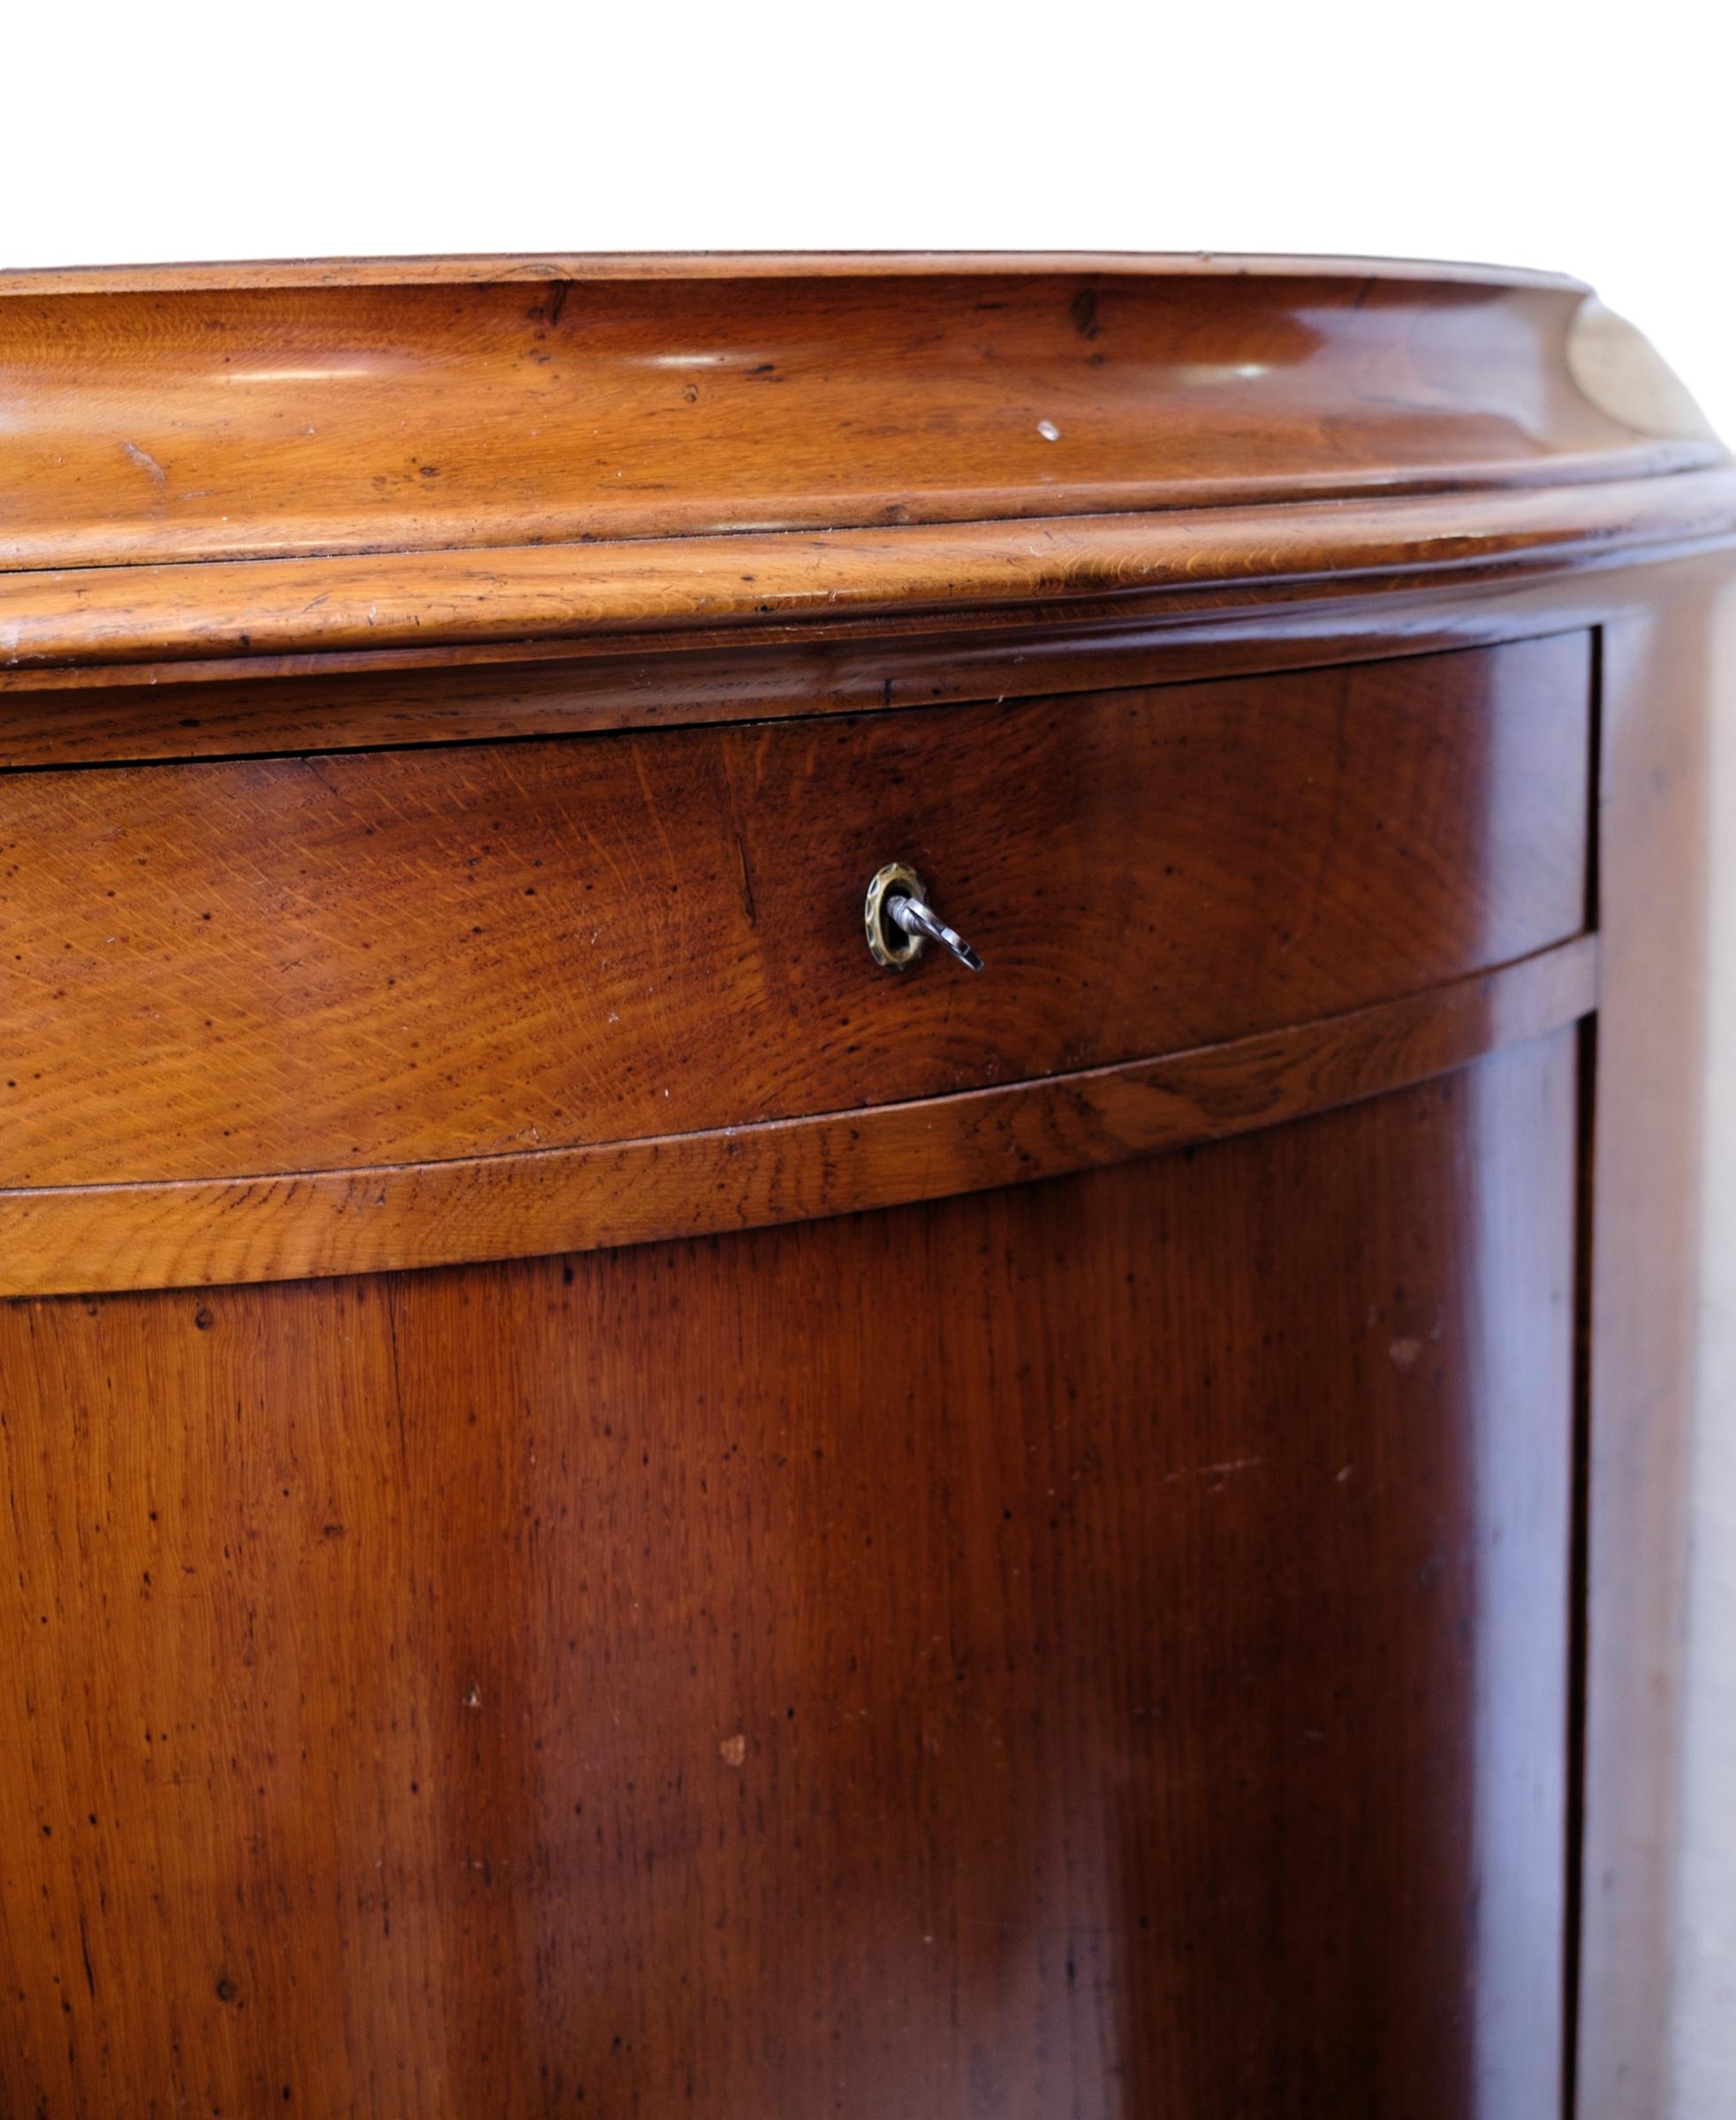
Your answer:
[0,558,1725,774]
[0,250,1727,2116]
[6,469,1735,673]
[1,253,1728,676]
[0,935,1596,1298]
[0,256,1702,578]
[0,1033,1580,2119]
[0,639,1589,1194]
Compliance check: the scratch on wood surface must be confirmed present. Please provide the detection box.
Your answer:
[122,440,167,488]
[1164,1455,1268,1485]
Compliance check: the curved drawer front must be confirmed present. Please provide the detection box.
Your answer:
[0,634,1588,1190]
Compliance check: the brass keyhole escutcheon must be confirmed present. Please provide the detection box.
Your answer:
[864,863,984,973]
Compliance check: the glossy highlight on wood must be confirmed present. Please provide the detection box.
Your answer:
[0,252,1730,2120]
[0,254,1708,576]
[1,253,1729,674]
[0,637,1588,1196]
[8,469,1736,672]
[0,935,1596,1298]
[0,1034,1578,2118]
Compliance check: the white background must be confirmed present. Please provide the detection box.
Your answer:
[4,4,1732,2107]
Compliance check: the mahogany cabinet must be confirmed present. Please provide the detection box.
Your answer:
[0,254,1729,2117]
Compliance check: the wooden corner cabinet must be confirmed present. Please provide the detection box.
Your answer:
[0,254,1728,2119]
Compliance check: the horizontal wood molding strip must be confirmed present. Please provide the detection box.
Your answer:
[5,473,1733,672]
[0,935,1596,1297]
[3,559,1730,769]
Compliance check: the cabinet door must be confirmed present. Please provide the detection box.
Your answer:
[0,1030,1577,2118]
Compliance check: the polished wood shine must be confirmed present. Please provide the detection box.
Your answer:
[0,556,1720,771]
[8,470,1736,672]
[1,254,1728,674]
[1,1036,1578,2119]
[0,254,1730,2118]
[0,937,1596,1298]
[0,638,1588,1193]
[0,255,1705,576]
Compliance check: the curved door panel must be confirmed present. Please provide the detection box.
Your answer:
[0,1032,1576,2117]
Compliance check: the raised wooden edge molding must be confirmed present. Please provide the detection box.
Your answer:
[4,556,1729,763]
[5,472,1735,674]
[5,252,1726,637]
[0,936,1596,1298]
[0,251,1595,298]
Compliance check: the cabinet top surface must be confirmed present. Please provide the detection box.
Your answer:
[1,250,1729,674]
[0,250,1592,296]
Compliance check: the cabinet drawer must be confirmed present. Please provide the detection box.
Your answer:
[0,636,1589,1189]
